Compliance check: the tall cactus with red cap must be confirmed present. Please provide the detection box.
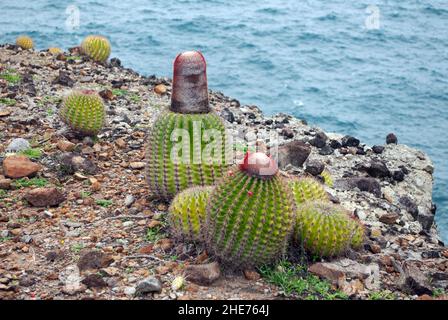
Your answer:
[145,51,230,200]
[205,152,296,267]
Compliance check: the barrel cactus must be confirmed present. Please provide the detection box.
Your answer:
[294,201,364,258]
[289,176,329,205]
[80,35,111,62]
[59,90,106,136]
[48,47,63,55]
[145,51,230,200]
[168,186,213,242]
[205,152,296,267]
[16,36,33,50]
[321,169,334,187]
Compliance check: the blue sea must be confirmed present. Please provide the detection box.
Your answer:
[1,0,447,241]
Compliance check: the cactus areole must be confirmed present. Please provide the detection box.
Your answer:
[240,152,278,178]
[170,51,210,114]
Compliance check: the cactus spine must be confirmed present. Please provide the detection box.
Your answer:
[80,35,111,62]
[168,186,213,242]
[205,152,296,267]
[16,36,33,50]
[145,51,229,200]
[294,201,364,258]
[289,176,329,205]
[59,90,106,136]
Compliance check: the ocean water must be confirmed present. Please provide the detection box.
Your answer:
[1,0,447,241]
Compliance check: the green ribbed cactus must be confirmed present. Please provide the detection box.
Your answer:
[321,170,334,187]
[289,176,329,205]
[205,153,296,267]
[59,90,106,136]
[146,111,229,200]
[294,201,364,258]
[80,35,111,62]
[16,36,34,50]
[168,186,213,242]
[48,47,63,55]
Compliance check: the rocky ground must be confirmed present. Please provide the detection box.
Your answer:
[0,44,447,300]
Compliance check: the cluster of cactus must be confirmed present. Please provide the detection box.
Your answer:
[146,51,230,200]
[289,176,328,205]
[80,35,111,62]
[59,90,106,136]
[204,152,296,267]
[168,186,213,242]
[16,36,33,50]
[294,201,364,258]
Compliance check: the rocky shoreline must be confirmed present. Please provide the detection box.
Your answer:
[0,44,447,300]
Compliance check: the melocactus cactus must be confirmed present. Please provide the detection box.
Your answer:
[48,47,63,55]
[16,36,34,50]
[205,152,296,267]
[80,35,111,62]
[294,201,364,258]
[145,51,230,200]
[168,186,213,242]
[321,169,333,187]
[59,90,106,136]
[289,176,329,205]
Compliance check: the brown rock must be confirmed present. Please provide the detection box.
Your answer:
[308,262,345,286]
[417,294,433,300]
[25,187,66,207]
[77,251,114,272]
[154,84,167,95]
[0,178,12,190]
[130,162,145,170]
[99,89,114,101]
[185,262,221,285]
[81,274,108,288]
[138,244,154,254]
[243,269,261,281]
[379,213,399,225]
[367,243,382,254]
[3,155,41,178]
[57,140,76,152]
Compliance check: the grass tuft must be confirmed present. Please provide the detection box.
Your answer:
[12,177,48,189]
[96,199,113,207]
[258,260,348,300]
[19,148,42,159]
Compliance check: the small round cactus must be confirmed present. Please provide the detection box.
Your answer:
[168,186,213,242]
[321,170,334,187]
[59,90,106,136]
[145,51,230,200]
[80,35,111,62]
[289,176,329,205]
[205,152,296,267]
[48,47,63,55]
[16,36,33,50]
[294,201,364,258]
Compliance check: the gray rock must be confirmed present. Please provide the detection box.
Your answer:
[399,261,432,295]
[305,160,325,176]
[278,140,311,169]
[6,138,30,153]
[124,286,136,296]
[417,207,435,232]
[136,276,162,294]
[335,177,381,197]
[124,195,135,208]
